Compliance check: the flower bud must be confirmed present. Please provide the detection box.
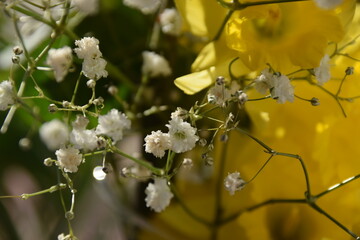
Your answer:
[62,100,71,108]
[345,66,354,75]
[108,85,118,95]
[44,158,53,166]
[48,104,58,113]
[86,79,96,88]
[13,46,23,55]
[12,56,20,64]
[310,97,320,106]
[216,76,225,85]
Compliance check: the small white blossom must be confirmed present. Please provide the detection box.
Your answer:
[224,172,246,195]
[123,0,161,14]
[55,146,83,173]
[159,8,182,36]
[167,118,199,153]
[142,51,172,78]
[73,0,98,15]
[70,115,99,151]
[74,37,102,59]
[82,57,108,80]
[170,107,187,120]
[96,109,131,142]
[145,178,173,212]
[39,119,69,151]
[271,74,294,104]
[314,54,331,85]
[144,130,171,158]
[207,84,231,106]
[0,80,15,111]
[313,0,343,9]
[254,69,274,95]
[46,46,73,82]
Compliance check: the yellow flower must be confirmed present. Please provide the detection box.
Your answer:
[226,2,344,71]
[141,4,360,240]
[174,0,354,95]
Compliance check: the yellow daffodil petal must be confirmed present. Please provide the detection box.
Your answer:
[174,0,227,39]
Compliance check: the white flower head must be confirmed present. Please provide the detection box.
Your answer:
[55,146,83,173]
[313,0,343,9]
[167,118,199,153]
[142,51,172,78]
[70,115,99,151]
[96,109,131,142]
[271,74,294,104]
[74,37,102,59]
[224,172,246,195]
[46,46,73,82]
[39,119,69,151]
[144,130,171,158]
[0,80,15,111]
[207,83,231,106]
[314,54,331,85]
[73,0,99,15]
[123,0,161,15]
[82,57,108,80]
[254,69,275,95]
[159,8,182,36]
[145,178,173,212]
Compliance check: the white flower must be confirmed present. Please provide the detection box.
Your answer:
[70,115,99,151]
[55,146,83,173]
[0,80,15,111]
[82,58,108,80]
[207,84,231,106]
[96,109,131,142]
[123,0,161,15]
[39,119,69,151]
[254,69,275,95]
[144,130,171,158]
[74,37,102,59]
[167,118,199,153]
[142,51,172,78]
[145,178,173,212]
[73,0,98,15]
[159,8,182,36]
[224,172,246,195]
[46,46,73,82]
[271,74,294,104]
[314,54,331,85]
[313,0,343,9]
[170,108,188,120]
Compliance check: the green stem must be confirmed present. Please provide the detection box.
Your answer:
[110,145,163,175]
[315,174,360,199]
[220,198,306,225]
[211,134,230,240]
[11,183,66,200]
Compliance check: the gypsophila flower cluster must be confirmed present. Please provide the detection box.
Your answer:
[145,178,173,212]
[224,172,246,195]
[159,8,182,36]
[314,54,331,85]
[74,37,108,80]
[55,146,83,173]
[254,69,294,104]
[46,46,73,82]
[144,111,199,157]
[39,119,69,151]
[0,80,15,111]
[96,109,131,143]
[142,51,172,78]
[144,130,171,158]
[70,115,99,151]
